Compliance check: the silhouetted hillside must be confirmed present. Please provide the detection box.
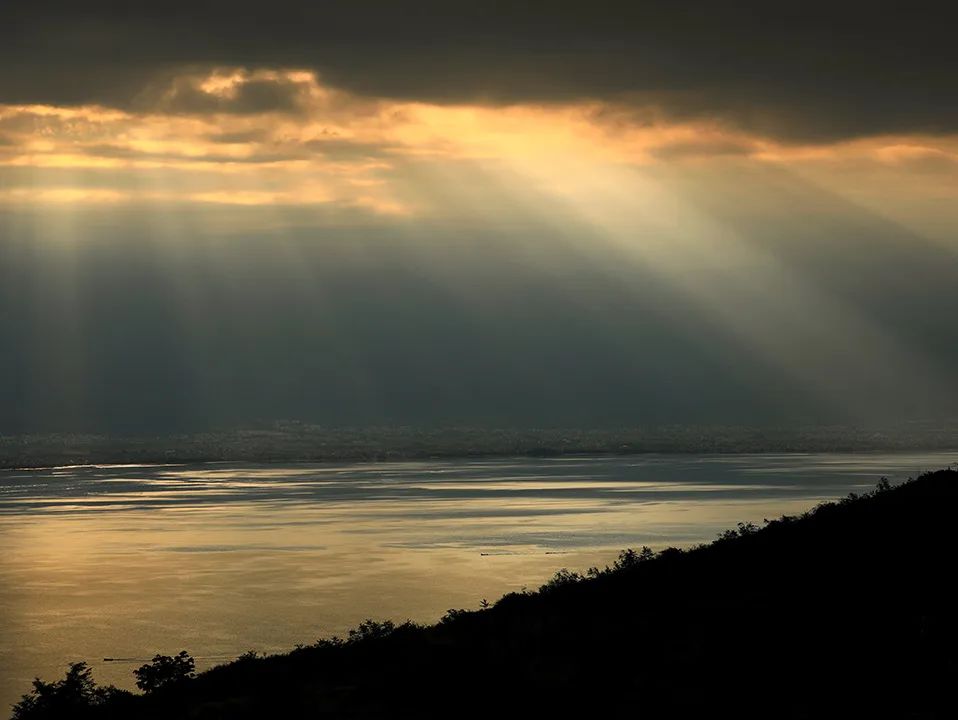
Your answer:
[14,469,958,719]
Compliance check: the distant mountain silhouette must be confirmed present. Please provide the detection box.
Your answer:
[13,468,958,719]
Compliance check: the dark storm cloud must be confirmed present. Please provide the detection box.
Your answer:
[3,1,954,140]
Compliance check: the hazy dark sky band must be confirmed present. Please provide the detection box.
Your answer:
[4,1,956,140]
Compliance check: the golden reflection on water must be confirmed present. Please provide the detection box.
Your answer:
[0,452,952,706]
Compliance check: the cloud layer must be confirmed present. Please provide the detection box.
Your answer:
[4,1,956,141]
[3,67,957,218]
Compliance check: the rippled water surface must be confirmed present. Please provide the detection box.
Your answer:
[1,452,954,708]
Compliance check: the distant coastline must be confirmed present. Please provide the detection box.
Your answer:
[3,423,957,470]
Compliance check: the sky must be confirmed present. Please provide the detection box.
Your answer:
[1,1,957,433]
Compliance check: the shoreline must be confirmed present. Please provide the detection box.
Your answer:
[5,443,958,472]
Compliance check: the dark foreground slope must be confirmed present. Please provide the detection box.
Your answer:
[19,470,958,719]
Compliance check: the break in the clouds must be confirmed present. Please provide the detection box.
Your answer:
[4,1,957,141]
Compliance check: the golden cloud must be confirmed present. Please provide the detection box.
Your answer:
[1,68,957,217]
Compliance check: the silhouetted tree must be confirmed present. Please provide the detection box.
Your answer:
[613,546,655,571]
[347,620,395,642]
[11,662,129,719]
[439,609,468,624]
[133,651,195,694]
[539,568,583,592]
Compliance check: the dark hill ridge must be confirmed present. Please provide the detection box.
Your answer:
[14,469,958,719]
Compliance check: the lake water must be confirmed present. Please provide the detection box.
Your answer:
[1,451,955,709]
